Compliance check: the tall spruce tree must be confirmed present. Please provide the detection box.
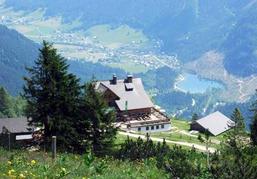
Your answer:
[23,41,81,150]
[81,82,117,154]
[231,108,245,135]
[225,108,246,150]
[191,113,198,122]
[250,92,257,145]
[250,112,257,145]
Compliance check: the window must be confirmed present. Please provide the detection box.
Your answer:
[151,126,154,130]
[156,125,159,129]
[138,127,141,131]
[161,124,164,129]
[146,126,149,131]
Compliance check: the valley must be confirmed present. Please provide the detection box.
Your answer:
[1,0,257,121]
[0,3,179,73]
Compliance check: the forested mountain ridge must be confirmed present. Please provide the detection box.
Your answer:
[0,25,124,95]
[0,24,39,95]
[223,5,257,77]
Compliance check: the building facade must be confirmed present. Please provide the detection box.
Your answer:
[96,75,171,132]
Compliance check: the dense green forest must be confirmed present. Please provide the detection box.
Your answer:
[0,87,26,118]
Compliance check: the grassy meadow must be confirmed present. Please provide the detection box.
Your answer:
[0,147,167,179]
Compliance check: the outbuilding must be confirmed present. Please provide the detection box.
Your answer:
[0,117,35,148]
[190,111,235,136]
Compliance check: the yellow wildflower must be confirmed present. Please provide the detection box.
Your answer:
[8,169,15,175]
[61,167,66,173]
[19,173,26,178]
[31,160,36,165]
[82,177,87,179]
[7,161,12,165]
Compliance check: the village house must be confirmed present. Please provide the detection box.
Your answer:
[190,111,235,136]
[0,117,35,148]
[96,75,171,132]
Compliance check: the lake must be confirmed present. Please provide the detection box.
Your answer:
[176,73,224,94]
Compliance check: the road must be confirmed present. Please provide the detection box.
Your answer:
[118,131,216,153]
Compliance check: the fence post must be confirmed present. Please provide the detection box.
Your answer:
[52,136,57,160]
[8,133,11,151]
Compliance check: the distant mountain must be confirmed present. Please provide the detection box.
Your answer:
[0,25,126,95]
[5,0,257,77]
[223,5,257,77]
[0,25,39,95]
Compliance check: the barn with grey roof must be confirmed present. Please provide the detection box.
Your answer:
[0,117,35,148]
[190,111,235,136]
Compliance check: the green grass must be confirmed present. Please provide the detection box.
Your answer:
[108,62,148,73]
[85,24,149,49]
[172,119,190,130]
[0,147,167,179]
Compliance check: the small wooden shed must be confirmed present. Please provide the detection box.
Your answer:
[0,117,35,149]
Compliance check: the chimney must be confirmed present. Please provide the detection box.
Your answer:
[112,74,117,84]
[127,75,133,83]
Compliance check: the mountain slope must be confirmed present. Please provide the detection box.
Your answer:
[4,0,253,63]
[223,5,257,77]
[0,25,127,95]
[0,25,39,95]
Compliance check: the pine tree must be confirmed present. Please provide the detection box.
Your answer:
[250,93,257,145]
[81,82,117,155]
[23,41,81,150]
[250,112,257,145]
[224,108,246,151]
[191,113,198,122]
[231,108,245,134]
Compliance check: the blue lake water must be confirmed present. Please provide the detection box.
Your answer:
[176,73,224,94]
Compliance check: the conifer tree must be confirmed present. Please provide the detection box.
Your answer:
[250,112,257,145]
[224,108,246,151]
[231,108,245,134]
[81,82,117,154]
[191,113,198,122]
[250,91,257,145]
[23,41,81,150]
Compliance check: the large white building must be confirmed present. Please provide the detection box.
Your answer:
[96,75,171,133]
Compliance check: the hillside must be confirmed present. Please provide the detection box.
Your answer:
[5,0,257,69]
[0,25,38,95]
[0,147,166,178]
[0,25,127,95]
[223,6,257,77]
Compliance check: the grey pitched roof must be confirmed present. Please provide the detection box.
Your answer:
[97,78,154,111]
[196,111,235,136]
[0,117,33,133]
